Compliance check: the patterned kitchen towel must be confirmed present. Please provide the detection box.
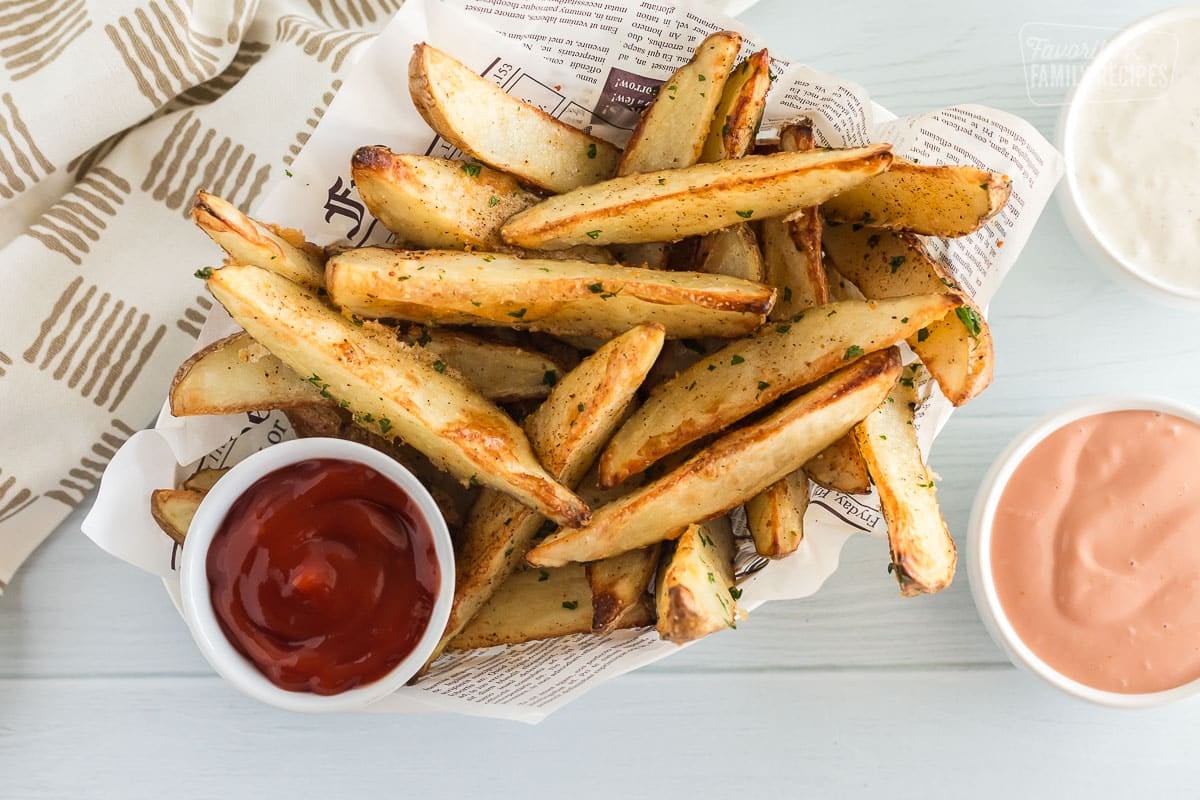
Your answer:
[0,0,402,593]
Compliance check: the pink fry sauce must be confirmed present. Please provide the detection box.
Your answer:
[991,410,1200,694]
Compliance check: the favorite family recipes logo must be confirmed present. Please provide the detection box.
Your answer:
[1020,22,1177,106]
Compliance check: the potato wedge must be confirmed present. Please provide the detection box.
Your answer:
[619,31,742,175]
[408,43,619,193]
[803,437,872,495]
[206,265,587,526]
[395,326,565,402]
[745,469,809,559]
[181,468,226,493]
[350,147,538,249]
[587,545,660,633]
[821,222,994,405]
[695,224,764,282]
[170,327,563,416]
[760,211,825,321]
[325,247,773,340]
[527,350,902,567]
[500,145,894,249]
[150,489,203,545]
[598,294,963,488]
[169,333,325,416]
[656,516,737,643]
[701,48,771,163]
[191,192,325,290]
[853,363,956,595]
[445,564,655,651]
[821,158,1012,237]
[433,324,664,659]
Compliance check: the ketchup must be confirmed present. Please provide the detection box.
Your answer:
[207,458,439,695]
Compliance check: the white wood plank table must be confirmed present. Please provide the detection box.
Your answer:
[4,1,1198,796]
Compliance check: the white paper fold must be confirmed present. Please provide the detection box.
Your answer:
[83,0,1063,723]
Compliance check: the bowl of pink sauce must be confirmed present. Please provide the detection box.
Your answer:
[969,396,1200,707]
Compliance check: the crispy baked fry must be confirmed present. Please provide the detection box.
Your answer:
[169,333,325,416]
[500,145,893,249]
[433,324,664,659]
[853,363,956,595]
[527,350,902,567]
[191,192,325,290]
[445,564,655,651]
[821,222,994,405]
[598,294,963,488]
[206,264,588,526]
[700,48,771,163]
[656,516,737,643]
[695,224,764,282]
[619,31,742,175]
[821,158,1011,237]
[745,469,809,559]
[803,436,872,494]
[150,489,203,545]
[170,327,565,417]
[408,43,619,193]
[325,247,774,340]
[350,147,538,249]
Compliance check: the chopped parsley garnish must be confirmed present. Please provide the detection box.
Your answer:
[955,306,982,338]
[899,376,914,388]
[735,209,754,219]
[782,287,793,303]
[284,169,293,177]
[889,255,906,273]
[586,143,597,159]
[378,418,392,434]
[461,163,482,177]
[730,355,745,365]
[585,229,601,240]
[757,381,770,391]
[917,480,935,489]
[577,402,585,412]
[698,73,707,82]
[562,600,579,610]
[489,195,499,207]
[482,254,495,263]
[775,324,791,334]
[351,315,364,326]
[588,282,605,293]
[707,571,715,583]
[729,586,743,600]
[432,360,446,373]
[917,327,931,342]
[900,316,909,323]
[843,344,864,360]
[193,267,213,279]
[538,570,550,582]
[508,307,527,318]
[542,369,558,386]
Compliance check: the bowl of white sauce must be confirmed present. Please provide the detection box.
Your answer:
[1057,7,1200,308]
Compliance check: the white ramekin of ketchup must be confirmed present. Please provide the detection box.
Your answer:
[179,437,454,712]
[969,396,1200,707]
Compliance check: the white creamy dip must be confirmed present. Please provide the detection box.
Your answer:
[1068,13,1200,296]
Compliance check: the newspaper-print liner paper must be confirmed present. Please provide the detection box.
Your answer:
[83,0,1063,723]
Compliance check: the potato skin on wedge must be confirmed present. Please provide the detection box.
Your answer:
[205,264,588,527]
[500,146,894,250]
[351,147,538,249]
[656,516,738,643]
[325,247,774,340]
[527,350,903,567]
[408,43,618,193]
[854,362,957,595]
[821,158,1011,237]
